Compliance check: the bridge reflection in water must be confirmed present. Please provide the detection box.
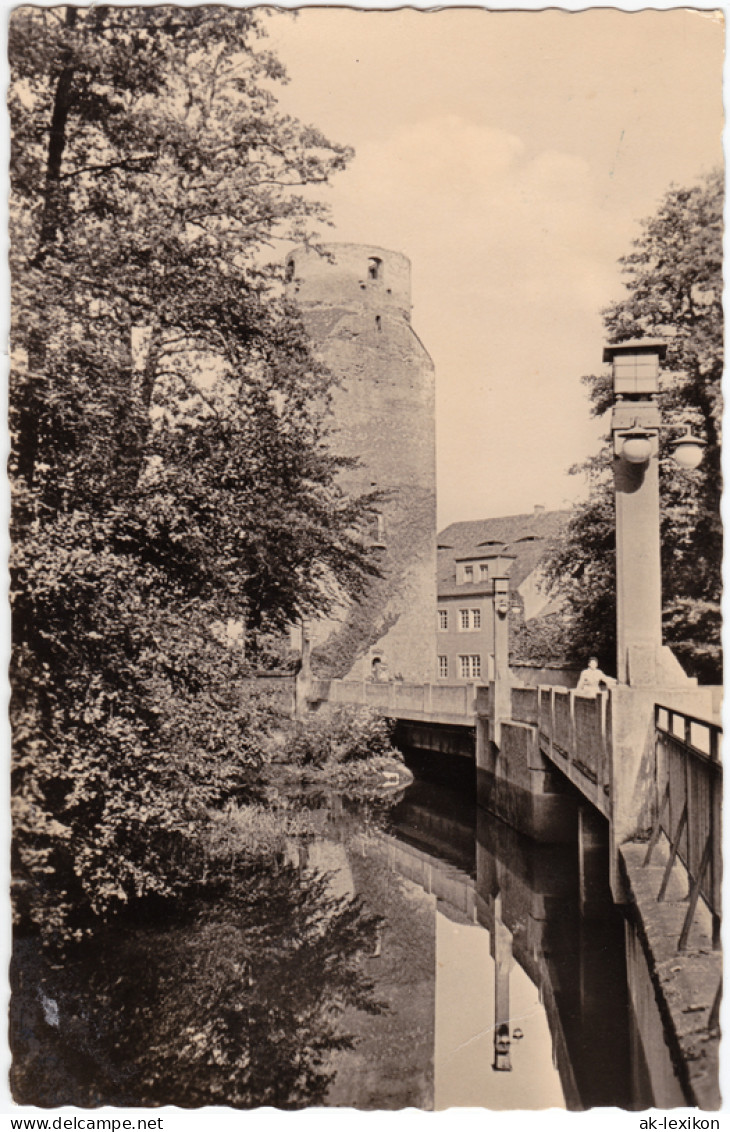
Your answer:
[346,774,673,1111]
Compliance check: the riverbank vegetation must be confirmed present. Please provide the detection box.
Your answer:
[272,705,409,783]
[9,9,394,1082]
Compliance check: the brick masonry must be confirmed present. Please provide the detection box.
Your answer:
[287,243,437,682]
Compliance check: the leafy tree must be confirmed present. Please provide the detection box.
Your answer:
[9,6,377,944]
[544,169,722,681]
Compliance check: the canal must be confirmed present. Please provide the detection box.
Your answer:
[322,764,664,1111]
[12,754,686,1110]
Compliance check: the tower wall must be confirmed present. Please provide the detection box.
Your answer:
[287,243,436,683]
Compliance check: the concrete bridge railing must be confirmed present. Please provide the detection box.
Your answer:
[305,677,721,859]
[535,686,611,812]
[316,677,482,723]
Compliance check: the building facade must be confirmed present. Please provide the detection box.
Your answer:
[436,508,568,683]
[286,243,437,683]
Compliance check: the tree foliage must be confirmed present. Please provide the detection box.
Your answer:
[544,169,723,680]
[9,5,377,944]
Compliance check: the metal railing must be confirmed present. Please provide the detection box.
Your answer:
[643,704,722,951]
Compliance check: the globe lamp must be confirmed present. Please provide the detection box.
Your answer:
[671,428,706,470]
[621,434,653,464]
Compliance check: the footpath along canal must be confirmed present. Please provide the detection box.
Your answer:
[12,752,691,1110]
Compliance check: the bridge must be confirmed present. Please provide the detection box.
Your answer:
[296,670,722,1106]
[283,340,723,1100]
[303,673,720,931]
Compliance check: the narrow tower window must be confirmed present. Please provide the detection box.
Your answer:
[285,259,295,283]
[368,256,382,281]
[375,315,382,332]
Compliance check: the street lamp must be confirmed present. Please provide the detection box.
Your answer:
[671,425,707,470]
[492,569,515,743]
[494,576,511,618]
[605,339,702,687]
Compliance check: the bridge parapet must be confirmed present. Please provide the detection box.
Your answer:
[431,683,470,716]
[510,686,538,726]
[394,682,428,713]
[537,686,611,816]
[319,677,479,726]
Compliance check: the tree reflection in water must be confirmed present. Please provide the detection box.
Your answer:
[17,859,385,1109]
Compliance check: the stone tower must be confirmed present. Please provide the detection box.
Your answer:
[286,242,436,683]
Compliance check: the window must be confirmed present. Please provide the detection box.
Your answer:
[459,609,481,631]
[470,654,481,678]
[438,656,448,678]
[438,610,448,631]
[375,315,382,332]
[480,563,489,581]
[463,565,474,582]
[285,259,295,283]
[459,655,481,679]
[368,256,382,280]
[459,655,471,679]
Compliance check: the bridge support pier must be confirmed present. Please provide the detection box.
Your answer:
[476,716,577,843]
[578,805,610,920]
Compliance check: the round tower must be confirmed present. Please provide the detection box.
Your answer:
[287,243,437,683]
[286,243,412,319]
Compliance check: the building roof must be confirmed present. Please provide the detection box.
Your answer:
[437,508,568,598]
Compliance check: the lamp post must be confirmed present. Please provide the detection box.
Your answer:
[491,893,514,1072]
[605,339,703,686]
[492,569,514,743]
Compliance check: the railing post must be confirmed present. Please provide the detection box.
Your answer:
[684,718,692,878]
[599,691,609,793]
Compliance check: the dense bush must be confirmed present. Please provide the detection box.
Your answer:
[282,707,398,769]
[11,675,285,948]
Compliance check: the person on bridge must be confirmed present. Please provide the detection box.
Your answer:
[576,657,617,696]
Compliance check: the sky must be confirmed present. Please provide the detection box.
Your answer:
[260,7,724,529]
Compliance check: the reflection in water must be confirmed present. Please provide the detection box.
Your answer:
[11,860,385,1109]
[433,906,564,1108]
[474,808,651,1110]
[13,770,665,1110]
[374,772,656,1110]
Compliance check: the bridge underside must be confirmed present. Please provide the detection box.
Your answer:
[394,719,475,762]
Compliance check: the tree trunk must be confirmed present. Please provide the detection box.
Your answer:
[18,7,78,490]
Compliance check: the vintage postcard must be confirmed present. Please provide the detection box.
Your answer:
[5,2,724,1121]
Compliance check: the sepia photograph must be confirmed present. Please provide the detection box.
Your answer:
[5,1,725,1118]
